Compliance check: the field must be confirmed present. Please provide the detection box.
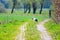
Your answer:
[0,9,49,40]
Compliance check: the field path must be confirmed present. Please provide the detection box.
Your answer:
[15,22,27,40]
[37,19,52,40]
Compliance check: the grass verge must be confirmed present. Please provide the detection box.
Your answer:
[0,20,24,40]
[44,19,60,40]
[25,21,41,40]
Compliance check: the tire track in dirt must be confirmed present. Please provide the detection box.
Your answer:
[15,22,27,40]
[37,19,52,40]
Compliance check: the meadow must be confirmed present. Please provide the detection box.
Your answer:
[0,9,49,40]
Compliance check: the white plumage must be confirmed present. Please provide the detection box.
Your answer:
[32,17,38,22]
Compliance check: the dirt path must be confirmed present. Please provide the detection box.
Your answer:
[15,23,27,40]
[37,19,52,40]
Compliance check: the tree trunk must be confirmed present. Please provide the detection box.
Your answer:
[32,2,37,14]
[11,0,17,14]
[49,9,51,18]
[40,3,43,14]
[24,3,31,13]
[11,4,15,13]
[28,3,31,13]
[40,0,44,14]
[52,0,60,23]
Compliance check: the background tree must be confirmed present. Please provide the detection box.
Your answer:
[11,0,17,13]
[23,2,31,13]
[40,0,44,14]
[32,1,37,14]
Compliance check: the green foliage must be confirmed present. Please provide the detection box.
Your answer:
[44,20,60,40]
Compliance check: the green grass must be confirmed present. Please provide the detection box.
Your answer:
[25,21,40,40]
[0,21,24,40]
[44,19,60,40]
[0,9,49,40]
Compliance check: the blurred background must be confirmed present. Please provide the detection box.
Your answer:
[0,0,51,13]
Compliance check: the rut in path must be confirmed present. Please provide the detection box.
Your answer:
[15,23,27,40]
[37,19,52,40]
